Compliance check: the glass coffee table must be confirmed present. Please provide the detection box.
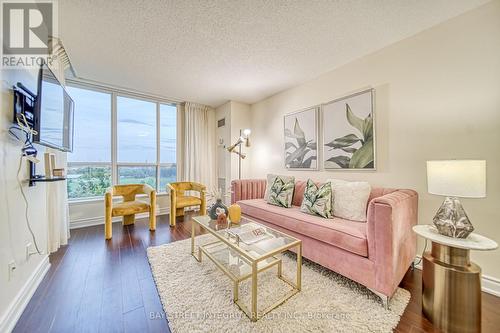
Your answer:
[191,215,302,321]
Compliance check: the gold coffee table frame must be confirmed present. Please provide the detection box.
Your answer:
[191,216,302,322]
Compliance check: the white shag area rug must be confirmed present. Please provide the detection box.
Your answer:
[147,235,410,333]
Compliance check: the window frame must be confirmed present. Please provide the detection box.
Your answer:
[66,80,178,202]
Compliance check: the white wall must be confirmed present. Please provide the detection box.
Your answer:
[215,101,252,189]
[249,2,500,279]
[229,101,251,181]
[215,102,231,198]
[0,68,50,330]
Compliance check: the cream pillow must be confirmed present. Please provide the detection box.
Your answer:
[327,179,371,222]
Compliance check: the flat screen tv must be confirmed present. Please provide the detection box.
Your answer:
[33,64,74,152]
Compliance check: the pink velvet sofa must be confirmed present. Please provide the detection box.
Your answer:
[231,179,418,308]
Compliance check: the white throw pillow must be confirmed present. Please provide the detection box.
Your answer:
[327,179,371,222]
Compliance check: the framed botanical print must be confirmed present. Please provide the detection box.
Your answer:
[284,106,319,170]
[322,89,375,170]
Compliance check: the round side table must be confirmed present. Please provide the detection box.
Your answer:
[413,225,498,333]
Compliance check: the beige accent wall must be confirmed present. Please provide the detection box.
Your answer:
[248,2,500,279]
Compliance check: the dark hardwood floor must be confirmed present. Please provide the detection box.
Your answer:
[14,213,500,332]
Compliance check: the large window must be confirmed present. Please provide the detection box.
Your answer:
[67,166,112,199]
[117,96,157,163]
[159,104,177,189]
[118,166,157,188]
[117,96,157,188]
[67,87,111,199]
[67,84,177,200]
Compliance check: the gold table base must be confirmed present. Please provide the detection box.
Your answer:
[422,242,481,333]
[191,222,302,322]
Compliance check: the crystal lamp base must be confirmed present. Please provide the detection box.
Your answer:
[433,196,474,238]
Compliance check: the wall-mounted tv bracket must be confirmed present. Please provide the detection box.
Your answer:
[13,82,36,129]
[12,83,66,186]
[16,82,36,98]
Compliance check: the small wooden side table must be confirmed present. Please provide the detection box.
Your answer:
[413,225,498,333]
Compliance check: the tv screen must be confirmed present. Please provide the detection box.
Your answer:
[34,64,74,152]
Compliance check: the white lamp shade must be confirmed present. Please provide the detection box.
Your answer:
[427,160,486,198]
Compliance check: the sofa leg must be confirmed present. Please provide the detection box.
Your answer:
[368,288,390,310]
[380,295,389,310]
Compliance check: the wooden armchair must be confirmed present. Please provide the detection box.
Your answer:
[167,182,206,226]
[105,184,156,239]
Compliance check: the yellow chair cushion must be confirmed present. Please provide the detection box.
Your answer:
[176,196,202,208]
[112,201,150,217]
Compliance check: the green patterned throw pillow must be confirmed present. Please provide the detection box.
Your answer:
[267,176,295,208]
[300,179,333,218]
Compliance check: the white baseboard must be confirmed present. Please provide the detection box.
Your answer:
[413,255,500,297]
[0,255,50,333]
[481,275,500,297]
[70,207,169,229]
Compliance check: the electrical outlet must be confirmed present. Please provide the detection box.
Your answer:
[8,261,16,281]
[25,242,33,261]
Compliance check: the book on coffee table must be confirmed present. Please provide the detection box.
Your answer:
[227,223,271,245]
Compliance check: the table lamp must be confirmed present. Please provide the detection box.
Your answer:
[426,160,486,238]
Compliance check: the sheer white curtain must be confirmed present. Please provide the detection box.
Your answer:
[46,148,70,253]
[177,102,216,191]
[46,59,70,253]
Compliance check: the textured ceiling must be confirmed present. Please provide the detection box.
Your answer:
[59,0,489,107]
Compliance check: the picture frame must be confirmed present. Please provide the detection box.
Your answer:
[322,89,376,170]
[284,106,319,170]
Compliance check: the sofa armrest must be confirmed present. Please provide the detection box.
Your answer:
[231,179,267,204]
[366,189,418,296]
